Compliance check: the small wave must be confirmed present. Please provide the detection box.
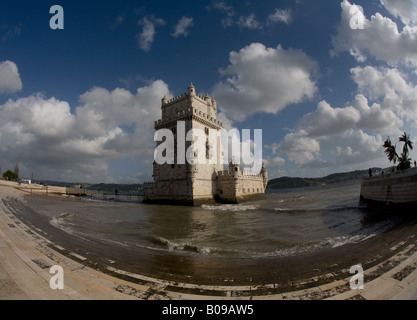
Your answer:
[273,207,323,214]
[148,236,212,255]
[50,213,83,238]
[50,212,76,228]
[249,232,377,258]
[328,233,376,248]
[201,204,259,212]
[274,207,289,212]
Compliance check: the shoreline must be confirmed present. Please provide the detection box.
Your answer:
[1,181,417,300]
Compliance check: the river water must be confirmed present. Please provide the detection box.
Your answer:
[28,180,401,259]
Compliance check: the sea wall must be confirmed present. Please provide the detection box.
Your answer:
[360,167,417,205]
[15,184,86,196]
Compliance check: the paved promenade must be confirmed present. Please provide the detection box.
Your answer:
[1,181,417,300]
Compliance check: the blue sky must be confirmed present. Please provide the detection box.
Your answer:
[1,0,417,183]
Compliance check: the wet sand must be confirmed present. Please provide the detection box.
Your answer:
[1,182,417,299]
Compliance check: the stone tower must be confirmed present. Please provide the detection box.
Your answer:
[144,83,224,205]
[143,83,268,206]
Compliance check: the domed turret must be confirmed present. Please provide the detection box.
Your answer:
[161,95,168,106]
[228,160,239,179]
[188,82,195,97]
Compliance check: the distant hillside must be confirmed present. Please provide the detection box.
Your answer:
[87,183,142,194]
[267,168,382,190]
[34,180,143,194]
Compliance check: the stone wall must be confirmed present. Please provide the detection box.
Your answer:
[216,169,266,203]
[360,167,417,205]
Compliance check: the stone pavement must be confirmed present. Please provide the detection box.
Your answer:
[1,181,417,300]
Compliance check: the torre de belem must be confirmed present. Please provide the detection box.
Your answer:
[143,83,268,206]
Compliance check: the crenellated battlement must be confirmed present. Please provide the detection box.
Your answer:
[161,92,188,107]
[154,106,223,129]
[217,170,264,180]
[161,89,217,109]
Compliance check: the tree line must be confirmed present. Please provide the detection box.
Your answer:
[1,164,19,180]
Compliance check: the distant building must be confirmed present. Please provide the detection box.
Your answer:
[143,83,268,206]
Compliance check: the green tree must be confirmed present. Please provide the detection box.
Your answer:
[3,170,18,180]
[398,132,413,170]
[383,137,398,165]
[383,132,414,170]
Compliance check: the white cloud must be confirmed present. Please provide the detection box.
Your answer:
[380,0,417,26]
[0,60,22,94]
[332,129,384,166]
[110,15,125,29]
[212,42,318,122]
[0,76,171,182]
[267,8,292,25]
[275,64,417,171]
[264,156,286,169]
[208,3,292,30]
[297,94,402,137]
[262,155,287,178]
[279,131,321,166]
[1,24,21,42]
[331,0,417,69]
[351,66,417,123]
[278,126,386,171]
[136,15,165,52]
[172,16,194,37]
[207,1,235,28]
[237,14,261,30]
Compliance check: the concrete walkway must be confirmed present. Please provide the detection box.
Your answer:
[1,181,417,300]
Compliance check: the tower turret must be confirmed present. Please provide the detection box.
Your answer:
[188,82,195,97]
[228,160,239,179]
[211,97,217,112]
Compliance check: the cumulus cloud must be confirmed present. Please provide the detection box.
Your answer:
[332,129,384,166]
[0,60,22,94]
[137,15,166,52]
[351,66,417,123]
[278,0,417,173]
[172,16,194,37]
[237,14,261,30]
[208,2,292,29]
[278,94,403,170]
[276,64,417,171]
[331,0,417,69]
[212,43,318,122]
[297,94,402,137]
[207,1,236,28]
[267,8,292,25]
[380,0,417,26]
[279,131,322,166]
[0,77,171,182]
